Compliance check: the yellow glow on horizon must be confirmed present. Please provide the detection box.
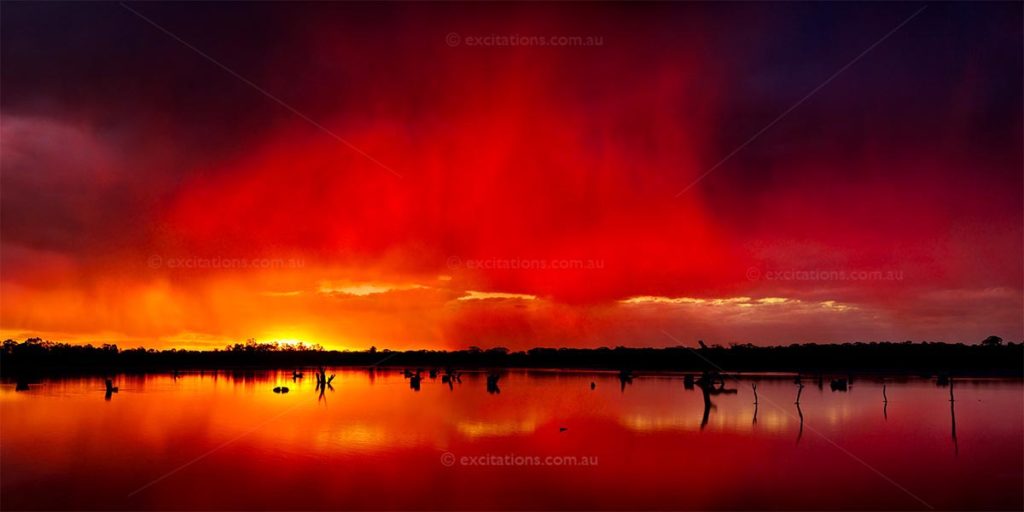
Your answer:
[318,281,429,297]
[619,296,753,305]
[458,290,537,301]
[258,325,368,351]
[260,326,318,347]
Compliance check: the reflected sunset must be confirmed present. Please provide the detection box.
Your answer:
[1,1,1022,510]
[2,372,1021,510]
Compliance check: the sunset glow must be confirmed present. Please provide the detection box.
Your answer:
[1,2,1021,350]
[2,4,1023,512]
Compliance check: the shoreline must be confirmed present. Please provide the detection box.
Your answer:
[5,338,1022,377]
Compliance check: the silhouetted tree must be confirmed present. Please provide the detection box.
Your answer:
[981,335,1004,347]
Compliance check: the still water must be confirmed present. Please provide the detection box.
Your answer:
[2,370,1021,510]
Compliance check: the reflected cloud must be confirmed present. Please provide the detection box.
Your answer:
[456,420,537,438]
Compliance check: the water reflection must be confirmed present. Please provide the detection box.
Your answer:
[618,369,633,392]
[486,372,501,394]
[104,378,119,401]
[312,367,335,402]
[751,383,759,424]
[795,401,804,444]
[0,371,1020,510]
[949,377,958,455]
[693,372,738,430]
[880,382,886,417]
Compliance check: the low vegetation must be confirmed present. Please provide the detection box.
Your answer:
[2,336,1020,376]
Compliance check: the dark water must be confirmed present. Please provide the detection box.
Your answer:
[2,370,1021,510]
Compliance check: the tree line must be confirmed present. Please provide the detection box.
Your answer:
[1,336,1020,376]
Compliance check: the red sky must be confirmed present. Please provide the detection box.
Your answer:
[1,3,1021,350]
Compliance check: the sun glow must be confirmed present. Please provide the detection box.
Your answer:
[260,327,321,349]
[259,327,363,351]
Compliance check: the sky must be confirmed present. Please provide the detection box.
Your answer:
[1,2,1021,350]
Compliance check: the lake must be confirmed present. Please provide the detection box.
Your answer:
[2,370,1021,510]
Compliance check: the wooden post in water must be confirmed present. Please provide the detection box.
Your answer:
[752,383,758,405]
[882,383,888,420]
[795,402,804,444]
[949,377,958,454]
[795,382,804,405]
